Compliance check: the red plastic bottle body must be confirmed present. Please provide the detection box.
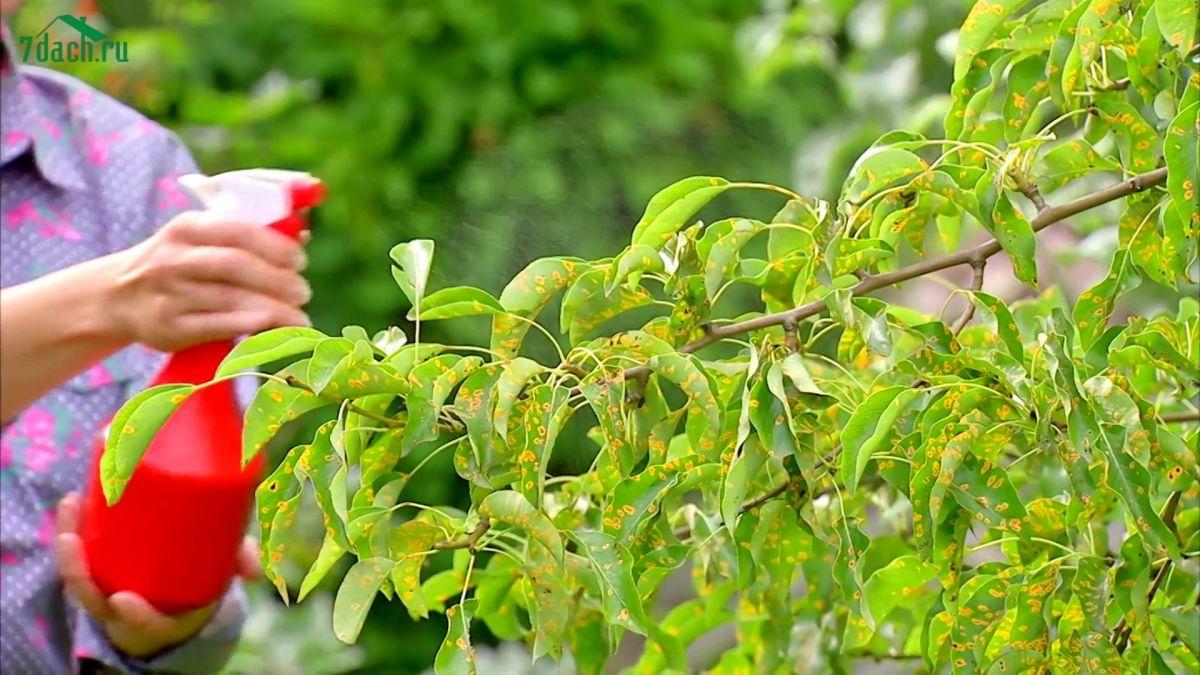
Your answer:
[78,178,322,614]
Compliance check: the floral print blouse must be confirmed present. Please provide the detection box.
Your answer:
[0,25,244,674]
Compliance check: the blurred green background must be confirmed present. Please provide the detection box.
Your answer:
[13,0,969,671]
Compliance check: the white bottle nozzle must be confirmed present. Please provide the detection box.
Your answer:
[178,170,313,226]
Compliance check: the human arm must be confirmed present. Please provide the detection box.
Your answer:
[0,212,311,423]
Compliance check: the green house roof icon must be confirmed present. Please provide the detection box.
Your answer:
[34,15,107,42]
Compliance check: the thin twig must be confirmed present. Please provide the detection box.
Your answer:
[950,257,987,336]
[617,168,1168,382]
[433,518,491,552]
[783,319,800,353]
[1018,180,1048,211]
[1161,410,1200,424]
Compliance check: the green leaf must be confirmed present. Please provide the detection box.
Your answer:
[409,286,504,321]
[434,600,478,675]
[474,555,524,641]
[479,490,563,563]
[388,517,447,619]
[490,257,584,358]
[297,535,347,603]
[978,178,1038,287]
[333,557,395,643]
[306,338,355,394]
[1154,607,1200,657]
[216,326,326,377]
[1156,0,1199,58]
[954,0,1024,80]
[1073,251,1141,350]
[777,353,835,409]
[101,384,194,503]
[863,555,937,629]
[631,176,732,249]
[840,386,920,491]
[242,361,330,465]
[390,239,434,309]
[561,266,653,345]
[575,530,647,632]
[607,244,664,294]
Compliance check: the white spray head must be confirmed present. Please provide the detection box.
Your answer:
[178,169,315,226]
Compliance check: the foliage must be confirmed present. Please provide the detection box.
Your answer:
[105,0,1200,672]
[20,0,967,339]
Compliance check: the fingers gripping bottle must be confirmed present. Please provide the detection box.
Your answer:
[79,170,325,614]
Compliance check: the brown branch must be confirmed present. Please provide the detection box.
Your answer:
[1161,410,1200,424]
[950,256,987,336]
[740,480,792,514]
[433,518,491,552]
[618,168,1168,381]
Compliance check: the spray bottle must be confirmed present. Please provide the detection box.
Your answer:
[79,169,324,614]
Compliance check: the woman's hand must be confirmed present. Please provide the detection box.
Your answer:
[54,493,260,659]
[0,212,313,421]
[104,211,311,351]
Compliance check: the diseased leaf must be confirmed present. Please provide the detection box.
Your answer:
[101,384,194,503]
[561,266,653,344]
[841,386,920,491]
[491,257,584,358]
[389,518,447,619]
[575,530,647,632]
[631,176,732,249]
[434,600,478,675]
[409,286,504,321]
[608,244,665,294]
[955,0,1025,80]
[333,557,395,643]
[479,490,563,563]
[242,360,330,465]
[217,326,326,377]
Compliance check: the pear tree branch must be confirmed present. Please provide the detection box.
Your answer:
[618,167,1168,382]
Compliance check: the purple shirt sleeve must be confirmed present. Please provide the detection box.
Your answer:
[1,24,246,674]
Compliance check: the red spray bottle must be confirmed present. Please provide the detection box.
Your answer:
[79,169,324,614]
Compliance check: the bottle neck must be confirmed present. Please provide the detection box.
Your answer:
[150,340,234,386]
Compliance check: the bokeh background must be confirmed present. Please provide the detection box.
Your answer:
[11,0,980,671]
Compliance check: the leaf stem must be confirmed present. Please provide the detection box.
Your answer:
[280,374,403,428]
[1160,410,1200,424]
[433,518,492,552]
